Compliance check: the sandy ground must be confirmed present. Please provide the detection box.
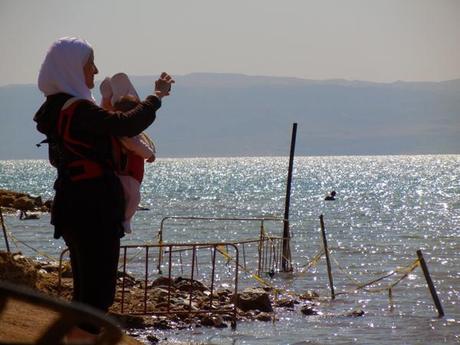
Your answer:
[0,299,142,345]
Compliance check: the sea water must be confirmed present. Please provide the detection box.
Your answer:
[1,155,459,344]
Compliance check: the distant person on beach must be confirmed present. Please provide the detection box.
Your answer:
[18,210,39,220]
[99,73,156,234]
[324,191,336,201]
[33,37,173,342]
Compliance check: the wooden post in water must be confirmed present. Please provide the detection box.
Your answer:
[282,123,297,272]
[388,288,394,311]
[416,249,444,317]
[0,207,10,253]
[320,214,335,299]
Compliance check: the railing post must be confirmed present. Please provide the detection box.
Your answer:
[320,215,335,299]
[232,245,239,330]
[416,249,444,317]
[144,246,149,314]
[282,123,297,271]
[157,218,167,274]
[121,247,127,314]
[0,207,11,253]
[258,221,263,276]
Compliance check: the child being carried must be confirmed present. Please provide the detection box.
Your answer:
[100,73,156,233]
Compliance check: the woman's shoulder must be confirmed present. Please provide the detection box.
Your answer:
[73,99,107,118]
[69,99,111,130]
[73,98,99,109]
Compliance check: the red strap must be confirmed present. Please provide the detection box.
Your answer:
[58,100,92,158]
[58,99,105,181]
[67,160,104,181]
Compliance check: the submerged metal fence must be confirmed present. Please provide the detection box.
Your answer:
[156,216,291,275]
[54,213,445,321]
[59,242,240,329]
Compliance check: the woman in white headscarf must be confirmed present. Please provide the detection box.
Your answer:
[38,37,97,102]
[34,37,173,340]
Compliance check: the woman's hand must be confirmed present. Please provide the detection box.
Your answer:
[154,72,175,99]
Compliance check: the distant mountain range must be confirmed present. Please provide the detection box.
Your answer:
[0,73,459,160]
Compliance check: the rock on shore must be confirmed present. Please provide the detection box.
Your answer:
[0,189,51,213]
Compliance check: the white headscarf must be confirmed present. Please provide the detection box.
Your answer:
[38,37,95,102]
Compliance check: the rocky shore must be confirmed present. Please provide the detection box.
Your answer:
[0,188,51,213]
[0,250,321,323]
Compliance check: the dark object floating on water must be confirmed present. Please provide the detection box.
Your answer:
[324,191,336,201]
[137,205,150,211]
[300,305,319,316]
[345,309,365,317]
[146,334,160,344]
[19,210,40,220]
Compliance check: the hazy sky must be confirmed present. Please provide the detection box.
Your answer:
[0,0,459,86]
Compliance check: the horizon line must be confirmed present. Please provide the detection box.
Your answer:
[1,72,460,88]
[2,153,459,162]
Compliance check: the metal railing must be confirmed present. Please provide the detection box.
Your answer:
[156,216,290,274]
[59,242,240,329]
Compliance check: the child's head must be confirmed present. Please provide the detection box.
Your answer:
[113,94,140,112]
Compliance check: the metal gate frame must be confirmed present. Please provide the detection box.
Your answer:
[156,216,290,275]
[58,242,240,329]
